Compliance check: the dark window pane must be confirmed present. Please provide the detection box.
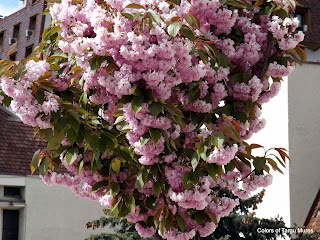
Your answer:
[0,31,4,51]
[13,24,20,39]
[4,187,21,198]
[9,53,16,61]
[29,15,37,31]
[2,210,19,240]
[25,45,33,58]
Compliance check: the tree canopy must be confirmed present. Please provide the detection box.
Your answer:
[0,0,305,239]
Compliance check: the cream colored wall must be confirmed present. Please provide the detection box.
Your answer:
[289,63,320,226]
[24,176,111,240]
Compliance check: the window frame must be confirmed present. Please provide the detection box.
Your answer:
[25,44,33,58]
[28,15,37,38]
[0,31,4,52]
[12,23,21,42]
[0,185,25,240]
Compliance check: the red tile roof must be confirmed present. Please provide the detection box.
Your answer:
[305,189,320,231]
[0,106,44,176]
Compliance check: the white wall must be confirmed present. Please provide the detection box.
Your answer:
[288,63,320,226]
[24,176,111,240]
[250,79,290,226]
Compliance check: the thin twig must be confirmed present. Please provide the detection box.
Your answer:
[154,232,163,240]
[259,32,274,79]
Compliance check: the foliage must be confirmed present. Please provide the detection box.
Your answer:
[86,190,290,240]
[0,0,305,239]
[294,231,320,240]
[85,214,152,240]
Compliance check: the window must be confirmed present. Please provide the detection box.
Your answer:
[295,8,311,32]
[0,32,4,52]
[25,45,33,58]
[27,15,37,37]
[4,187,20,198]
[0,185,25,240]
[12,24,20,41]
[9,53,17,61]
[2,210,19,240]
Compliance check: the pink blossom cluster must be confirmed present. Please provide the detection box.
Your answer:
[268,16,304,50]
[1,60,59,128]
[0,0,303,239]
[207,145,238,165]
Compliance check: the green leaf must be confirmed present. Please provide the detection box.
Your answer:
[265,6,274,16]
[111,158,121,175]
[275,9,288,19]
[146,196,158,210]
[125,195,136,213]
[131,95,144,113]
[89,55,108,72]
[153,180,161,197]
[184,14,199,29]
[150,128,161,144]
[116,147,131,163]
[125,3,145,9]
[45,128,60,150]
[253,157,266,173]
[232,73,242,83]
[194,212,207,225]
[120,12,134,20]
[132,86,142,96]
[206,211,218,225]
[89,135,100,150]
[191,150,200,171]
[39,156,49,176]
[188,87,201,104]
[77,159,84,175]
[120,95,133,104]
[111,198,123,217]
[224,160,235,172]
[219,52,230,68]
[114,116,126,125]
[92,181,107,192]
[66,147,78,165]
[236,111,247,124]
[266,158,284,174]
[171,0,181,5]
[167,22,182,38]
[133,12,142,21]
[35,90,45,104]
[67,128,77,145]
[30,149,41,174]
[110,182,120,197]
[165,210,174,231]
[207,164,217,182]
[212,132,224,149]
[181,25,194,41]
[176,214,186,232]
[1,94,12,107]
[148,102,163,118]
[149,11,161,26]
[136,172,145,190]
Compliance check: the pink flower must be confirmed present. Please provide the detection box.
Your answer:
[135,223,156,237]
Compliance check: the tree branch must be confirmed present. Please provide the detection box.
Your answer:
[259,32,274,80]
[154,232,163,240]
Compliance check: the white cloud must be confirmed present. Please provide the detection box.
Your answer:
[0,4,19,17]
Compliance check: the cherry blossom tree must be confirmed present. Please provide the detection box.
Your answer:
[0,0,305,239]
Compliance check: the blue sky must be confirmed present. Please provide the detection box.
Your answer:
[0,0,20,16]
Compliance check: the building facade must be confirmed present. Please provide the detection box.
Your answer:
[0,0,48,61]
[289,0,320,228]
[0,106,109,240]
